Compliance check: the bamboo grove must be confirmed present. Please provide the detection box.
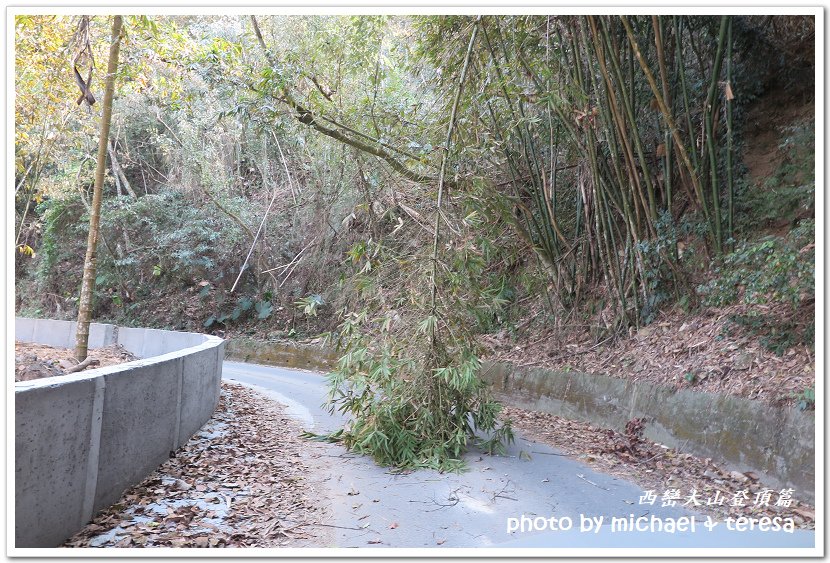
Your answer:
[421,15,744,331]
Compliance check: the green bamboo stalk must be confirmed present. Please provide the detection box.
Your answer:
[482,21,560,262]
[592,150,629,325]
[703,16,730,252]
[621,16,708,228]
[674,16,700,174]
[587,28,633,226]
[545,17,559,220]
[652,16,674,213]
[594,17,657,228]
[495,27,560,259]
[429,16,479,343]
[570,22,601,284]
[671,15,707,224]
[652,16,672,114]
[578,20,630,323]
[588,18,643,211]
[725,16,734,245]
[482,64,559,274]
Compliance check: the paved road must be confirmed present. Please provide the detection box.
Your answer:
[223,361,815,551]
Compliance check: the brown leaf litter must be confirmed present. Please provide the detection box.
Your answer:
[487,301,814,406]
[63,382,329,548]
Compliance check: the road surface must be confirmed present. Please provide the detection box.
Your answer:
[223,361,815,551]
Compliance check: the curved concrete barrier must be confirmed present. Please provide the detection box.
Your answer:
[14,317,224,548]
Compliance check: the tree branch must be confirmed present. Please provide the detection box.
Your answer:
[108,138,136,197]
[65,356,100,373]
[199,184,255,239]
[249,15,446,186]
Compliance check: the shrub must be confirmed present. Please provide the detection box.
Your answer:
[700,219,814,354]
[698,219,814,309]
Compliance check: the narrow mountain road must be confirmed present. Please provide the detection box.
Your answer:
[223,361,815,550]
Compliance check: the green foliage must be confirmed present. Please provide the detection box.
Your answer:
[296,294,324,317]
[701,218,814,356]
[723,313,812,356]
[636,211,691,324]
[413,14,777,328]
[320,311,513,471]
[254,300,273,319]
[735,124,814,232]
[27,184,259,326]
[14,17,816,446]
[101,190,246,282]
[203,295,273,328]
[34,195,87,294]
[698,219,814,309]
[792,387,815,411]
[317,163,516,471]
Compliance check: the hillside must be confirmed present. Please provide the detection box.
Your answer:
[486,81,815,406]
[14,14,816,469]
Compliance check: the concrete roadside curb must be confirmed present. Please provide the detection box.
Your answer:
[14,317,224,548]
[479,361,814,504]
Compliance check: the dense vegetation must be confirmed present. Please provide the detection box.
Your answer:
[14,14,815,468]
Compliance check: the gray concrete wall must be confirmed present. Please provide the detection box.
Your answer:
[480,361,815,504]
[15,317,117,350]
[224,336,338,371]
[14,318,224,548]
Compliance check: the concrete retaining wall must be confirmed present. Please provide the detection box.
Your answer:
[480,361,815,504]
[14,317,224,548]
[225,336,338,371]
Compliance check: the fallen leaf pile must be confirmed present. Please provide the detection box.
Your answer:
[15,341,139,382]
[486,300,814,405]
[502,405,815,528]
[63,382,328,548]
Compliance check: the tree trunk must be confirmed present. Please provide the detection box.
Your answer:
[75,15,123,362]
